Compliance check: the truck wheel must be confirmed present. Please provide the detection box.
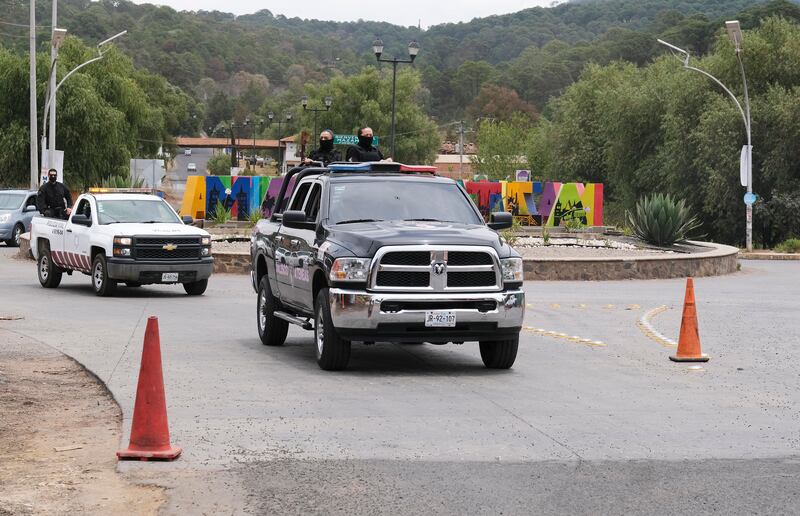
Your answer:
[37,248,62,288]
[314,288,351,371]
[183,279,208,296]
[257,277,288,346]
[6,224,23,247]
[91,254,117,297]
[479,335,519,369]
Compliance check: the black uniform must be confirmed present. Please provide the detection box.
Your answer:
[346,143,384,163]
[308,148,342,166]
[36,181,72,219]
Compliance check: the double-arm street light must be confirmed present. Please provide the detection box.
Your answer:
[267,111,293,172]
[35,29,127,187]
[300,95,333,144]
[372,39,420,158]
[658,20,754,251]
[243,117,264,166]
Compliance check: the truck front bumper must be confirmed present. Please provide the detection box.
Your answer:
[107,258,214,283]
[328,288,525,343]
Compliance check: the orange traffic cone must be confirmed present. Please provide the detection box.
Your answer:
[117,316,182,460]
[670,278,709,363]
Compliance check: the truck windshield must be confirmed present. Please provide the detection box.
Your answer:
[0,193,25,210]
[328,181,483,225]
[96,199,181,225]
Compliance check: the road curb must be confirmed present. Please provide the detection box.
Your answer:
[213,241,740,280]
[739,251,800,260]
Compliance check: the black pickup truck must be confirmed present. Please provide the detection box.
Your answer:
[250,162,525,371]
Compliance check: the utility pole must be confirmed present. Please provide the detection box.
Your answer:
[458,120,465,180]
[48,0,57,178]
[29,0,39,189]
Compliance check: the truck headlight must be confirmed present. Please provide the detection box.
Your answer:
[330,258,371,282]
[113,248,132,257]
[201,236,211,245]
[0,214,10,223]
[500,257,524,283]
[201,247,212,256]
[113,236,132,246]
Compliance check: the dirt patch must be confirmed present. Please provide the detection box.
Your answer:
[0,329,165,515]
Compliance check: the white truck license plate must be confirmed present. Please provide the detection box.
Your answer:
[161,272,179,282]
[425,311,456,327]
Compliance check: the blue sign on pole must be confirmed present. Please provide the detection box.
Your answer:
[744,192,757,205]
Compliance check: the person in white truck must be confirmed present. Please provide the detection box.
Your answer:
[30,192,214,296]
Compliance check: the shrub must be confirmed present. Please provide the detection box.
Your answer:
[95,175,146,189]
[247,207,263,226]
[211,200,232,224]
[775,238,800,253]
[500,217,522,247]
[626,194,701,247]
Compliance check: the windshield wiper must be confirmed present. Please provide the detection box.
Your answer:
[335,218,383,225]
[403,218,451,222]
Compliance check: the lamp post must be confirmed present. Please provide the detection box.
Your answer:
[372,38,420,158]
[268,111,293,172]
[658,23,753,251]
[40,29,127,184]
[243,117,264,167]
[228,122,238,168]
[301,95,332,145]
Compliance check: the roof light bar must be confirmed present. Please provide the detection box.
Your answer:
[399,164,437,173]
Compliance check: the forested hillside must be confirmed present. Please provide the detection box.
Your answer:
[3,0,798,124]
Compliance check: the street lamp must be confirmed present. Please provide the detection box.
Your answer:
[267,112,293,172]
[373,38,420,158]
[40,29,127,184]
[658,27,754,251]
[244,117,264,167]
[300,95,333,147]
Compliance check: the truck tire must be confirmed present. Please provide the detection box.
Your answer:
[91,254,117,297]
[257,276,288,346]
[479,335,519,369]
[6,223,23,247]
[37,247,62,288]
[314,288,351,371]
[183,279,208,296]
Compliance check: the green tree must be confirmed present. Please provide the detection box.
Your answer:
[470,116,530,180]
[299,67,438,164]
[207,152,232,176]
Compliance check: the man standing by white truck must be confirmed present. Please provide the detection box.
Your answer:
[30,191,214,296]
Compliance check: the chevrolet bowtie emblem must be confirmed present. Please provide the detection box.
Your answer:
[162,243,177,251]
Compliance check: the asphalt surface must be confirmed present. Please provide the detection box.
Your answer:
[1,247,798,514]
[173,147,213,180]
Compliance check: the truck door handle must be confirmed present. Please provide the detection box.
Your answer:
[290,239,300,246]
[66,229,72,233]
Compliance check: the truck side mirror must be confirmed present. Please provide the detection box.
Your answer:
[282,210,315,230]
[182,215,193,225]
[70,214,92,227]
[488,211,513,230]
[25,205,38,212]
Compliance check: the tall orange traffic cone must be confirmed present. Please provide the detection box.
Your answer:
[117,316,182,461]
[670,278,709,363]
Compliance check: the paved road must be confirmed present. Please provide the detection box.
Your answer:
[172,147,214,180]
[1,248,798,514]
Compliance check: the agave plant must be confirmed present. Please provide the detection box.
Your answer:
[626,194,701,247]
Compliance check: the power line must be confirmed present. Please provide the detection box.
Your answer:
[0,30,30,38]
[0,19,51,28]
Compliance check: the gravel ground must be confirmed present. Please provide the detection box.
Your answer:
[211,239,250,253]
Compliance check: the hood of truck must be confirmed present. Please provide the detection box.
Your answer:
[326,220,514,257]
[98,223,209,237]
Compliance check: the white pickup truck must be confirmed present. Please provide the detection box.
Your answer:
[30,192,214,296]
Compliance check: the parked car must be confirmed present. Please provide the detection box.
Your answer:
[250,162,524,371]
[0,190,38,247]
[184,149,192,156]
[187,163,197,172]
[30,192,213,296]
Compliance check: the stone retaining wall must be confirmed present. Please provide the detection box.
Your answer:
[212,242,740,280]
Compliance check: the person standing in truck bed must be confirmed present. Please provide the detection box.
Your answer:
[346,127,385,162]
[305,129,341,166]
[36,169,72,219]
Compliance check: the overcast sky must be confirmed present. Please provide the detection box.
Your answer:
[130,1,561,28]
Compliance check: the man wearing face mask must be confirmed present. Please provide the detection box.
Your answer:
[346,126,386,163]
[36,169,72,219]
[304,129,341,166]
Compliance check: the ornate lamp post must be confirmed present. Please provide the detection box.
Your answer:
[301,95,333,144]
[372,38,420,158]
